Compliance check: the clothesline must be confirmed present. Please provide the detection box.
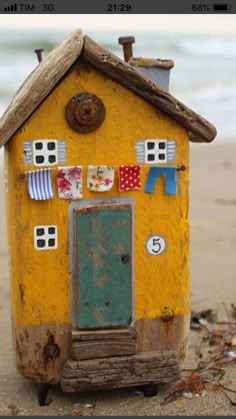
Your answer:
[21,164,185,175]
[22,165,184,200]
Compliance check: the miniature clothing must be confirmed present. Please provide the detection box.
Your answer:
[118,165,141,192]
[87,166,114,192]
[144,166,177,195]
[27,168,54,200]
[57,166,82,199]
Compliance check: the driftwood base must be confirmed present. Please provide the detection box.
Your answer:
[61,350,180,392]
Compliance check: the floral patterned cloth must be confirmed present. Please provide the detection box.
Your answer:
[57,166,82,199]
[87,166,115,192]
[118,165,141,191]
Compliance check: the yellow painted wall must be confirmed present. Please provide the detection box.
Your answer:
[5,61,190,327]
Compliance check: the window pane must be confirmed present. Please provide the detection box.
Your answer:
[159,142,166,149]
[36,228,45,236]
[48,155,56,163]
[35,142,43,150]
[37,239,45,248]
[47,142,56,151]
[147,154,155,161]
[48,238,55,247]
[159,154,166,160]
[36,155,45,164]
[48,227,55,235]
[147,142,155,150]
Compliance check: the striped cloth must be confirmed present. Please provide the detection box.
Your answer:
[27,168,54,200]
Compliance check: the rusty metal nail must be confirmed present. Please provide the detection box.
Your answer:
[161,307,174,322]
[118,36,135,62]
[177,165,186,171]
[43,335,60,361]
[34,48,44,63]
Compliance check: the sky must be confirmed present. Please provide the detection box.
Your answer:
[0,14,236,34]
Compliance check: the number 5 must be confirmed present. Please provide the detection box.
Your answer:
[152,238,161,254]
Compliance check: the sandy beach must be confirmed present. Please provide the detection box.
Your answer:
[1,142,236,415]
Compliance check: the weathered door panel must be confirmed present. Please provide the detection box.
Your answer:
[75,203,132,329]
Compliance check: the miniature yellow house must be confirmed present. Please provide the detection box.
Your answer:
[0,29,216,399]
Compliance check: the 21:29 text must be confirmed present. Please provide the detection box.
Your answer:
[107,3,132,12]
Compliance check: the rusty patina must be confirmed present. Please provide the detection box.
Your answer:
[43,335,60,364]
[34,49,44,63]
[118,36,135,62]
[65,92,105,133]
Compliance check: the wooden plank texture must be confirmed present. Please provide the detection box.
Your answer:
[72,327,136,341]
[0,29,84,147]
[82,35,217,143]
[13,323,71,384]
[71,340,136,360]
[71,327,137,360]
[135,315,191,366]
[61,350,180,392]
[129,57,175,69]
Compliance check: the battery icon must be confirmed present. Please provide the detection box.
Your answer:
[213,3,231,11]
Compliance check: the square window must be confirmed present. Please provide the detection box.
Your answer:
[147,154,155,161]
[35,142,43,150]
[159,142,166,150]
[36,228,45,236]
[144,140,170,164]
[48,238,55,247]
[36,155,45,164]
[147,142,155,150]
[34,225,57,250]
[47,142,56,151]
[37,239,46,248]
[32,140,60,167]
[48,155,56,163]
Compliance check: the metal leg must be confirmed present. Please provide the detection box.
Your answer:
[37,383,52,406]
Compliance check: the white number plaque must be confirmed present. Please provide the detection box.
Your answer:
[146,234,167,256]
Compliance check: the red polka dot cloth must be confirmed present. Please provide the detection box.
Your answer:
[118,165,141,192]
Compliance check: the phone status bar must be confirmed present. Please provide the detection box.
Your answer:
[1,0,235,14]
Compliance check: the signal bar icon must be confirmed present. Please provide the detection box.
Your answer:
[4,3,17,11]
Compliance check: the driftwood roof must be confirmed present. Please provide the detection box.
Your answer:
[0,28,217,148]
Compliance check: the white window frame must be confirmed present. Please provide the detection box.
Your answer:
[33,140,58,166]
[34,225,58,250]
[145,140,167,164]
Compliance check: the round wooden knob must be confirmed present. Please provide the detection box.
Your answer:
[65,92,105,133]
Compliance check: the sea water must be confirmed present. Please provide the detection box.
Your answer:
[0,28,236,163]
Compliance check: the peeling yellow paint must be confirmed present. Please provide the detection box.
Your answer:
[5,61,190,327]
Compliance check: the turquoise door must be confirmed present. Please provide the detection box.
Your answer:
[75,203,132,329]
